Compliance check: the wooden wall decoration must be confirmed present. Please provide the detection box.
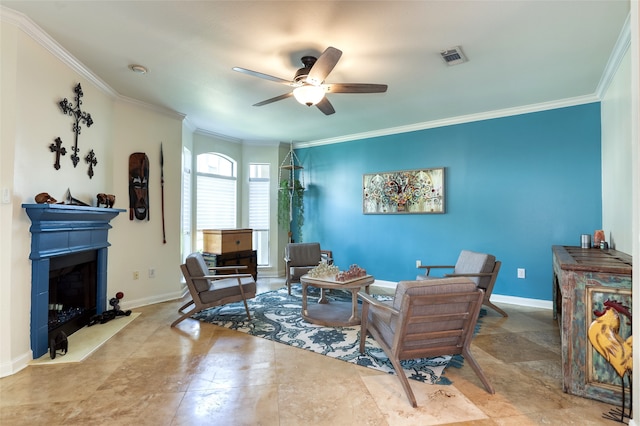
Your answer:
[129,152,150,221]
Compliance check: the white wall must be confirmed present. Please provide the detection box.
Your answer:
[601,6,637,424]
[0,14,184,376]
[602,48,633,253]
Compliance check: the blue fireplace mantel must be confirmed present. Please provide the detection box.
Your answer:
[22,203,125,358]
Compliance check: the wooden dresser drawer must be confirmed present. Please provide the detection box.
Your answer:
[203,229,252,254]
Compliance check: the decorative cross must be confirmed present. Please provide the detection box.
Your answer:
[49,137,66,170]
[85,149,98,179]
[59,83,94,167]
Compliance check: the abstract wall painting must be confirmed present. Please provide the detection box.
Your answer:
[363,167,445,214]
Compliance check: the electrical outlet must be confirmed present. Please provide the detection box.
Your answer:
[517,268,526,279]
[416,260,422,268]
[148,268,155,278]
[133,271,139,280]
[1,188,10,204]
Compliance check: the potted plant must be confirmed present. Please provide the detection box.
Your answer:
[278,178,304,242]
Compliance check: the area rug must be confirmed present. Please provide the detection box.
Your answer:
[193,287,482,385]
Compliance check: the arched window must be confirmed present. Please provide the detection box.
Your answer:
[195,152,237,250]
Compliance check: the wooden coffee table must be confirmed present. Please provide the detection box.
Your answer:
[300,274,374,326]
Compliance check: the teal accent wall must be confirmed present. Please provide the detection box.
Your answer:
[296,103,602,301]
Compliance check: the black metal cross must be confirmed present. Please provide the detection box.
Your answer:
[49,137,66,170]
[85,149,98,179]
[59,83,94,167]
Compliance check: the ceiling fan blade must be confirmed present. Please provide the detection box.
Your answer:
[253,92,293,107]
[307,47,342,85]
[233,67,293,85]
[315,97,335,115]
[325,83,388,94]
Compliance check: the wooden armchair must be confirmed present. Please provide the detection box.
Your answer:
[284,242,333,295]
[171,252,257,327]
[417,250,507,317]
[358,278,495,407]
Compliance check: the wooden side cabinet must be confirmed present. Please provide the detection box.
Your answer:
[202,250,258,281]
[552,245,632,405]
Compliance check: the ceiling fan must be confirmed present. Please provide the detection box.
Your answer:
[232,47,387,115]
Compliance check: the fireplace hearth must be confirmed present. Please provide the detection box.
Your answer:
[23,203,124,359]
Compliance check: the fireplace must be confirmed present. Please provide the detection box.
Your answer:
[48,250,97,339]
[23,204,124,359]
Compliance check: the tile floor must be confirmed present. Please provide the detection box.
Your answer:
[0,278,620,425]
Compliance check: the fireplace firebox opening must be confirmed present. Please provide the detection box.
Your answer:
[48,250,98,339]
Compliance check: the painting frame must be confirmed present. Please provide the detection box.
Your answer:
[363,167,445,214]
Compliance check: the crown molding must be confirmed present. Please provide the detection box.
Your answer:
[596,12,631,99]
[1,6,184,121]
[295,94,599,149]
[194,128,243,144]
[1,6,118,98]
[118,95,185,121]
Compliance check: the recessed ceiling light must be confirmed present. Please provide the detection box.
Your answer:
[128,64,148,75]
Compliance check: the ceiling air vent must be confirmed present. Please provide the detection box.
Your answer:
[440,46,467,66]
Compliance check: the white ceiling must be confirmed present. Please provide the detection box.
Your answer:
[2,1,630,144]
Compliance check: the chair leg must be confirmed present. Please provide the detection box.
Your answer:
[177,300,195,314]
[462,347,495,394]
[241,297,252,321]
[359,301,370,353]
[171,309,198,327]
[389,356,418,408]
[484,300,508,317]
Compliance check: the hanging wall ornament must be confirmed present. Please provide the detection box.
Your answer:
[129,152,150,221]
[85,150,98,179]
[49,137,66,170]
[59,83,94,167]
[160,143,166,243]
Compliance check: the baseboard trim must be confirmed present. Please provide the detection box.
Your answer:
[490,294,553,310]
[370,280,553,309]
[119,289,186,311]
[0,350,32,378]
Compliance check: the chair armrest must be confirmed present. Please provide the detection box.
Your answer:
[357,291,399,315]
[417,264,455,276]
[208,265,248,272]
[321,250,333,265]
[200,273,253,280]
[444,272,492,278]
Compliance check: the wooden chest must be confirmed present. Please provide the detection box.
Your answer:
[552,245,632,405]
[203,229,252,254]
[202,250,258,281]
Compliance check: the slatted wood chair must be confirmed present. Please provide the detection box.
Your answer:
[417,250,507,317]
[358,277,495,407]
[171,252,257,327]
[284,242,333,295]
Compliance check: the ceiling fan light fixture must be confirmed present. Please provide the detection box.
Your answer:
[293,85,325,106]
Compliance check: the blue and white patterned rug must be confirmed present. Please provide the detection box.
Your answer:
[193,286,478,385]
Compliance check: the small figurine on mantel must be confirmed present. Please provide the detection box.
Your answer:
[96,193,116,208]
[34,192,57,204]
[61,188,89,206]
